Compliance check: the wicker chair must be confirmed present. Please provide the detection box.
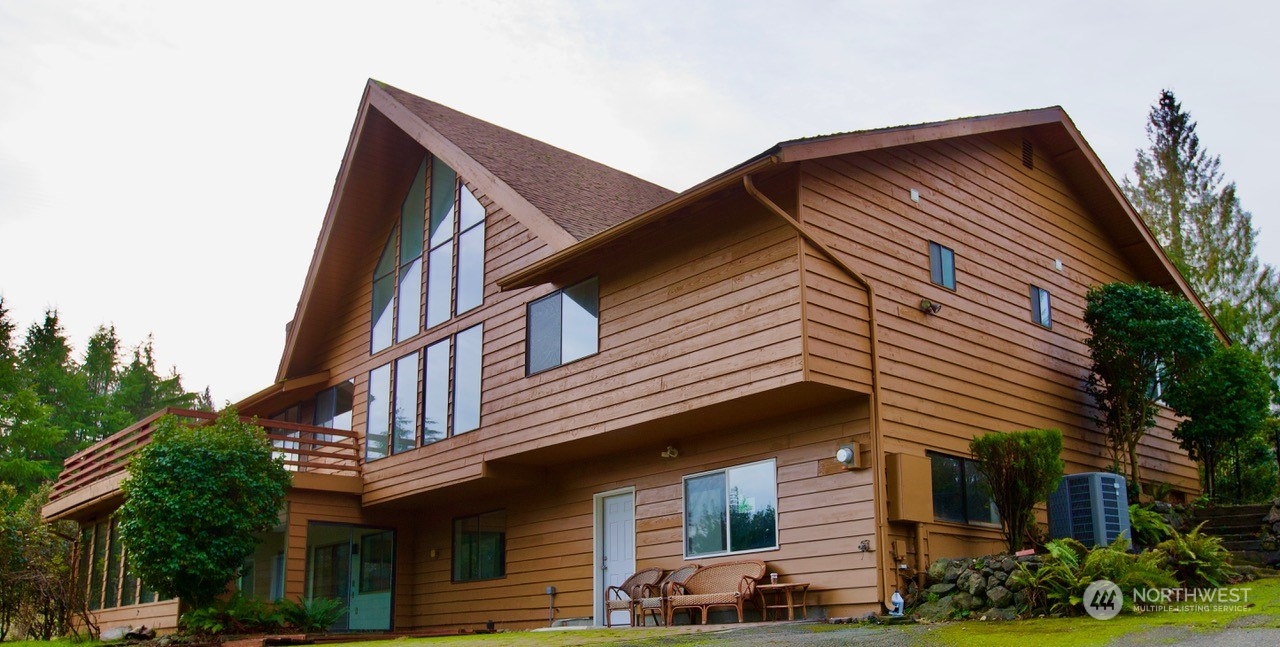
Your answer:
[664,560,766,625]
[604,567,664,627]
[634,564,700,626]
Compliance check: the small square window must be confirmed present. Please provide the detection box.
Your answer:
[527,277,599,374]
[1030,285,1052,328]
[929,242,956,290]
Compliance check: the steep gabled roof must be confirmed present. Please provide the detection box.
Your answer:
[274,80,674,382]
[375,82,675,240]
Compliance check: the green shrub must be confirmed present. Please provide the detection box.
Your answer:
[276,597,346,634]
[1128,504,1173,548]
[1156,522,1235,588]
[1010,538,1178,617]
[180,594,283,636]
[969,428,1065,552]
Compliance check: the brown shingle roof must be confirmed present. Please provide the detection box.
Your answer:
[376,81,676,240]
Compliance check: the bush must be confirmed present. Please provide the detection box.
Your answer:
[1156,522,1235,589]
[276,597,345,634]
[969,428,1064,552]
[1010,538,1178,617]
[180,594,283,636]
[1128,504,1173,548]
[117,408,290,607]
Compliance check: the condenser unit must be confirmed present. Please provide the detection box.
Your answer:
[1047,472,1131,547]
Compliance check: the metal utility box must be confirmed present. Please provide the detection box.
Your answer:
[886,453,934,522]
[1048,472,1131,547]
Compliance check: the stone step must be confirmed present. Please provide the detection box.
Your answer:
[1191,512,1268,527]
[1191,504,1272,520]
[1223,539,1266,552]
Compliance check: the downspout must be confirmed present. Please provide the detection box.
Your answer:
[743,174,893,611]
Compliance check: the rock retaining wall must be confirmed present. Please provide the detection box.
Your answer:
[914,554,1042,621]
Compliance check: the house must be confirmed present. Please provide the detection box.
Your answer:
[43,79,1210,632]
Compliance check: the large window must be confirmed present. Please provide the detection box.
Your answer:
[453,510,506,582]
[929,452,999,525]
[314,380,355,437]
[929,241,956,290]
[366,353,419,461]
[423,323,484,446]
[527,277,599,374]
[683,459,778,558]
[372,156,486,353]
[76,520,165,611]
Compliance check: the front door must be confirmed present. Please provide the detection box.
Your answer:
[307,524,394,631]
[598,491,636,626]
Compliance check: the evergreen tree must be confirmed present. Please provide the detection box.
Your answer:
[1123,89,1280,378]
[0,301,64,504]
[17,310,93,452]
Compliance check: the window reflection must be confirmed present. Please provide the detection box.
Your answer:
[454,325,483,434]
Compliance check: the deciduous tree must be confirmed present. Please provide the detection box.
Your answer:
[1084,283,1217,495]
[117,408,289,607]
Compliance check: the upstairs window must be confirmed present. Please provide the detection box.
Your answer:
[929,452,998,525]
[372,156,486,353]
[423,323,485,445]
[928,241,956,290]
[1030,285,1052,328]
[527,277,599,375]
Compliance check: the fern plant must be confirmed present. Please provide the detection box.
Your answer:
[1156,522,1235,589]
[1128,504,1173,548]
[277,597,346,633]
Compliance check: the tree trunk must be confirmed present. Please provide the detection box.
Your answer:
[1128,441,1143,500]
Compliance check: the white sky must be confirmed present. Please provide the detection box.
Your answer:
[1,1,1277,404]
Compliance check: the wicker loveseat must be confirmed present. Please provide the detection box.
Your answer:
[664,560,766,625]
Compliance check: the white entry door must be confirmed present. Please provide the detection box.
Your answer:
[599,491,636,626]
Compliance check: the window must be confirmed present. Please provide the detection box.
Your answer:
[366,353,419,461]
[314,380,355,441]
[365,364,391,460]
[683,459,778,558]
[422,323,484,446]
[928,242,956,290]
[1030,285,1052,328]
[453,510,506,582]
[527,277,599,374]
[371,156,486,353]
[929,452,999,525]
[360,531,395,593]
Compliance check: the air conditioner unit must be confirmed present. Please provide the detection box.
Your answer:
[1047,472,1131,547]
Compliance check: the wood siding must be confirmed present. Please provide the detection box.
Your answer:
[796,129,1199,497]
[402,401,874,630]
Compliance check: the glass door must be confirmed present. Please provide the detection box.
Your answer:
[307,524,394,631]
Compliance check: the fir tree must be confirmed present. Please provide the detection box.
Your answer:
[1123,89,1280,378]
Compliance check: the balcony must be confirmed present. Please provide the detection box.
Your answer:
[43,407,361,521]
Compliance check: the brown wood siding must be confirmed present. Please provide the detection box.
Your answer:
[91,600,180,633]
[359,193,810,505]
[800,242,873,392]
[401,401,875,630]
[797,130,1199,500]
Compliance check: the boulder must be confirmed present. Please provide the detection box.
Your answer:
[913,595,957,621]
[944,562,963,583]
[928,583,957,596]
[954,591,986,611]
[984,607,1018,621]
[1013,589,1029,608]
[100,626,133,641]
[986,585,1013,608]
[1000,557,1017,572]
[927,558,951,583]
[992,570,1009,585]
[1266,507,1280,524]
[966,573,988,597]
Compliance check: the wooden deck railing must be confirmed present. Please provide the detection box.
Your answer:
[48,407,361,503]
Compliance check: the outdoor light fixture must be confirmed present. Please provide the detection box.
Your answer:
[919,299,943,315]
[661,445,679,459]
[835,442,865,469]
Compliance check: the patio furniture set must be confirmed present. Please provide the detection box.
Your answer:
[604,560,810,627]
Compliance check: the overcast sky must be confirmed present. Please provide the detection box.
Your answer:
[1,1,1276,404]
